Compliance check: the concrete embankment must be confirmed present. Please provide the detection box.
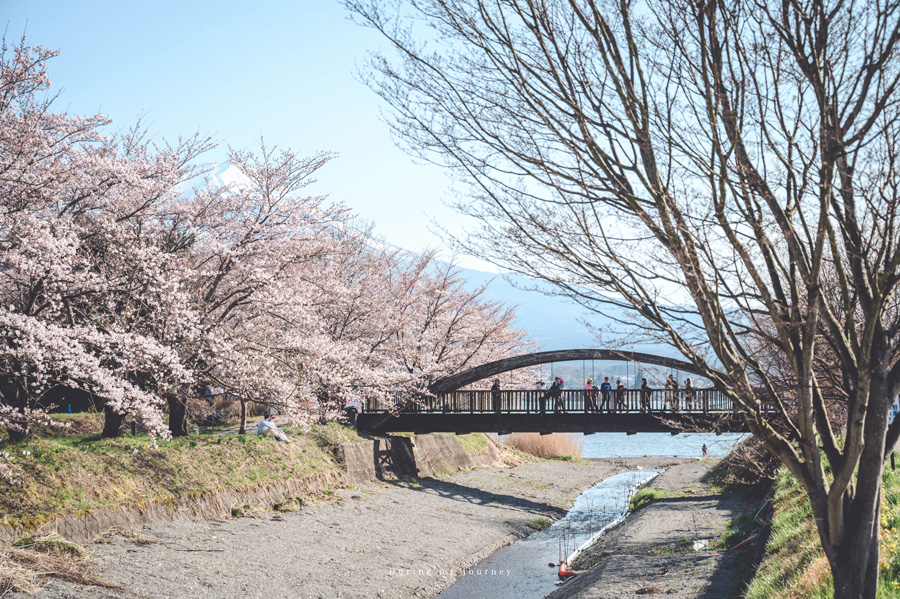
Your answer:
[10,453,690,599]
[341,433,503,483]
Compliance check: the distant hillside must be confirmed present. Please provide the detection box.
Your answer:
[459,268,630,349]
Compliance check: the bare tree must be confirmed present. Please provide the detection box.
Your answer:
[346,0,900,596]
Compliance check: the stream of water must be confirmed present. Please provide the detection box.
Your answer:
[435,469,661,599]
[436,433,746,599]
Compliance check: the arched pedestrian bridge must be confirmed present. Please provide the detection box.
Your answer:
[356,349,752,435]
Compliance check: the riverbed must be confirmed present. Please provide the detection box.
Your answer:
[429,433,747,599]
[15,458,689,599]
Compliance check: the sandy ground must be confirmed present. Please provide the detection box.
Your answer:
[12,457,690,599]
[548,461,764,599]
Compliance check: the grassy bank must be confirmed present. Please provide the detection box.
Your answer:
[0,417,359,527]
[745,465,900,598]
[0,416,500,528]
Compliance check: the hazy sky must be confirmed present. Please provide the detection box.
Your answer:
[3,0,496,270]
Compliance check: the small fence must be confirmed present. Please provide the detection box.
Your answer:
[363,388,742,415]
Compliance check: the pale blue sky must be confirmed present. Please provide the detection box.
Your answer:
[3,0,493,269]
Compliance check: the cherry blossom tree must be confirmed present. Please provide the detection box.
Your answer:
[307,241,531,411]
[162,143,349,435]
[0,36,532,453]
[0,39,203,441]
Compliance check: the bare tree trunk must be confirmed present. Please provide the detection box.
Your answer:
[167,395,188,438]
[6,425,29,443]
[828,375,890,599]
[832,532,879,599]
[1,383,29,442]
[238,397,247,435]
[101,406,126,438]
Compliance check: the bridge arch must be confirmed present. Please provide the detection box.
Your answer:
[429,349,708,393]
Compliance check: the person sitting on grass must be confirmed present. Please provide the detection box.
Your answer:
[256,414,291,442]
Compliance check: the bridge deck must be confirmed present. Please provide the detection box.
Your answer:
[356,388,751,435]
[356,411,747,434]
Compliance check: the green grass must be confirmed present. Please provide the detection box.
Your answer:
[714,512,754,551]
[527,517,552,530]
[744,465,900,599]
[456,433,489,454]
[628,487,666,513]
[0,426,342,527]
[743,468,828,599]
[307,422,366,445]
[551,454,583,463]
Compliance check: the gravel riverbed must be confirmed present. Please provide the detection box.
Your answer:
[12,457,690,599]
[549,461,763,599]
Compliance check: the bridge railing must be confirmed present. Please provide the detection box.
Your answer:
[363,388,750,414]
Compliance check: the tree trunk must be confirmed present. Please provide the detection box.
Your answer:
[829,503,879,598]
[832,538,879,599]
[1,383,28,441]
[6,425,29,443]
[829,374,890,599]
[238,397,247,435]
[167,395,188,438]
[101,406,126,438]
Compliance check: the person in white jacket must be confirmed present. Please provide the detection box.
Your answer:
[256,414,291,442]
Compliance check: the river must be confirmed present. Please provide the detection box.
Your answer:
[436,432,746,599]
[582,431,746,458]
[435,469,661,599]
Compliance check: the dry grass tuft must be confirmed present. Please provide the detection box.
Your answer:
[502,433,583,459]
[0,537,123,597]
[13,532,87,558]
[0,553,39,596]
[794,556,832,597]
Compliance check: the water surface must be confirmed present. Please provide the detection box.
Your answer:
[435,469,659,599]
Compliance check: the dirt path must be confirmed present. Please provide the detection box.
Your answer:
[11,457,689,599]
[548,461,763,599]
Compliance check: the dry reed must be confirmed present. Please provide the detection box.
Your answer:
[0,533,123,597]
[502,433,583,459]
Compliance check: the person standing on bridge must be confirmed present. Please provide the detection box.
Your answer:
[640,378,651,412]
[669,375,680,410]
[552,377,566,413]
[491,379,502,414]
[600,377,612,412]
[534,380,546,414]
[684,377,695,410]
[664,375,676,411]
[615,379,627,411]
[584,378,598,412]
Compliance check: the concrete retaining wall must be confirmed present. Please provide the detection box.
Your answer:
[341,433,500,483]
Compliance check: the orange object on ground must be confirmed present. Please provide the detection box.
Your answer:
[558,562,586,579]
